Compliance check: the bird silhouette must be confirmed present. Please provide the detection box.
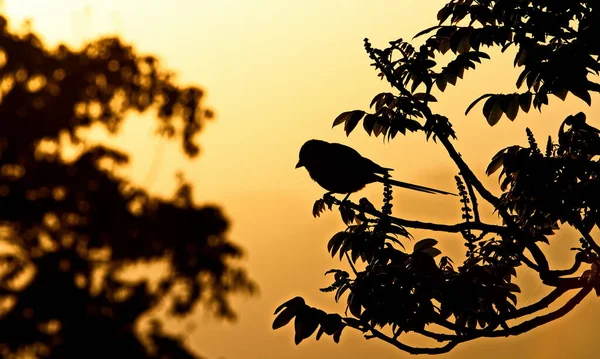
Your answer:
[295,139,456,200]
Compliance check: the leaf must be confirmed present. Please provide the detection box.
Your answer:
[333,325,345,343]
[436,77,447,92]
[385,235,406,250]
[437,6,452,24]
[369,93,385,109]
[413,92,438,102]
[422,247,442,257]
[363,114,377,136]
[486,99,503,126]
[312,199,325,217]
[519,92,532,112]
[515,48,527,66]
[328,232,348,258]
[486,151,504,176]
[332,111,352,128]
[345,110,366,136]
[315,326,325,341]
[321,313,343,335]
[505,97,519,121]
[499,282,521,293]
[339,205,355,225]
[388,225,411,238]
[348,292,362,317]
[274,296,305,315]
[272,307,297,330]
[465,93,493,115]
[294,308,320,344]
[413,238,438,252]
[571,88,592,106]
[335,283,350,302]
[414,25,442,39]
[554,88,568,101]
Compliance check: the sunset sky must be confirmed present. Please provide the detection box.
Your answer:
[4,1,600,358]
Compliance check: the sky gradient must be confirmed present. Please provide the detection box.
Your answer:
[4,1,600,358]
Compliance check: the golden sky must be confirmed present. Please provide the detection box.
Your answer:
[4,1,600,358]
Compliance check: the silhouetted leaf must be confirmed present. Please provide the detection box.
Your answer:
[413,93,437,102]
[414,238,438,252]
[274,296,306,315]
[363,114,377,135]
[465,93,493,115]
[328,232,349,258]
[422,247,442,257]
[332,111,352,127]
[345,110,366,136]
[272,307,297,330]
[519,92,532,112]
[506,97,519,121]
[487,99,503,126]
[498,282,521,293]
[294,308,320,344]
[571,89,592,106]
[348,292,362,317]
[333,325,345,343]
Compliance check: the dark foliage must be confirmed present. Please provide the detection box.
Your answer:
[275,0,600,355]
[0,16,255,358]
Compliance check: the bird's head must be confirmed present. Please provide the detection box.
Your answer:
[295,139,327,169]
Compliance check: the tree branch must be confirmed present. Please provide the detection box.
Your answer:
[357,322,459,355]
[484,284,593,338]
[331,196,507,235]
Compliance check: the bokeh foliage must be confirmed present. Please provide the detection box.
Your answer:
[0,15,255,359]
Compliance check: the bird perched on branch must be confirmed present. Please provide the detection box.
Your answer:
[295,139,456,200]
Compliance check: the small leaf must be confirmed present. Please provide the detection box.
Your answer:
[348,293,362,317]
[465,93,493,115]
[422,247,442,257]
[321,313,343,335]
[437,6,452,24]
[519,92,532,112]
[487,100,503,126]
[333,325,345,343]
[315,327,325,341]
[486,151,504,176]
[369,93,385,109]
[499,282,521,293]
[274,297,306,315]
[345,110,366,136]
[332,111,352,127]
[273,307,297,330]
[328,232,348,258]
[436,77,447,92]
[388,225,410,238]
[414,238,438,252]
[413,92,438,102]
[414,25,442,39]
[363,114,377,136]
[571,88,592,106]
[294,309,320,345]
[506,97,519,121]
[554,88,568,101]
[335,283,350,302]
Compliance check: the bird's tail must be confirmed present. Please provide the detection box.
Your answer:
[375,175,456,196]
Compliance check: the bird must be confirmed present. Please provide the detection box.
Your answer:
[295,139,456,200]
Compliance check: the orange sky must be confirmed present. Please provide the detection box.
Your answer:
[4,1,600,358]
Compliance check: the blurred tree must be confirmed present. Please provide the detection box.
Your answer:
[0,15,255,359]
[275,0,600,355]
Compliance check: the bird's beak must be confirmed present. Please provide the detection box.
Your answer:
[295,161,302,169]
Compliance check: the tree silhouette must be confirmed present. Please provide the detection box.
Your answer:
[274,0,600,354]
[0,15,255,359]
